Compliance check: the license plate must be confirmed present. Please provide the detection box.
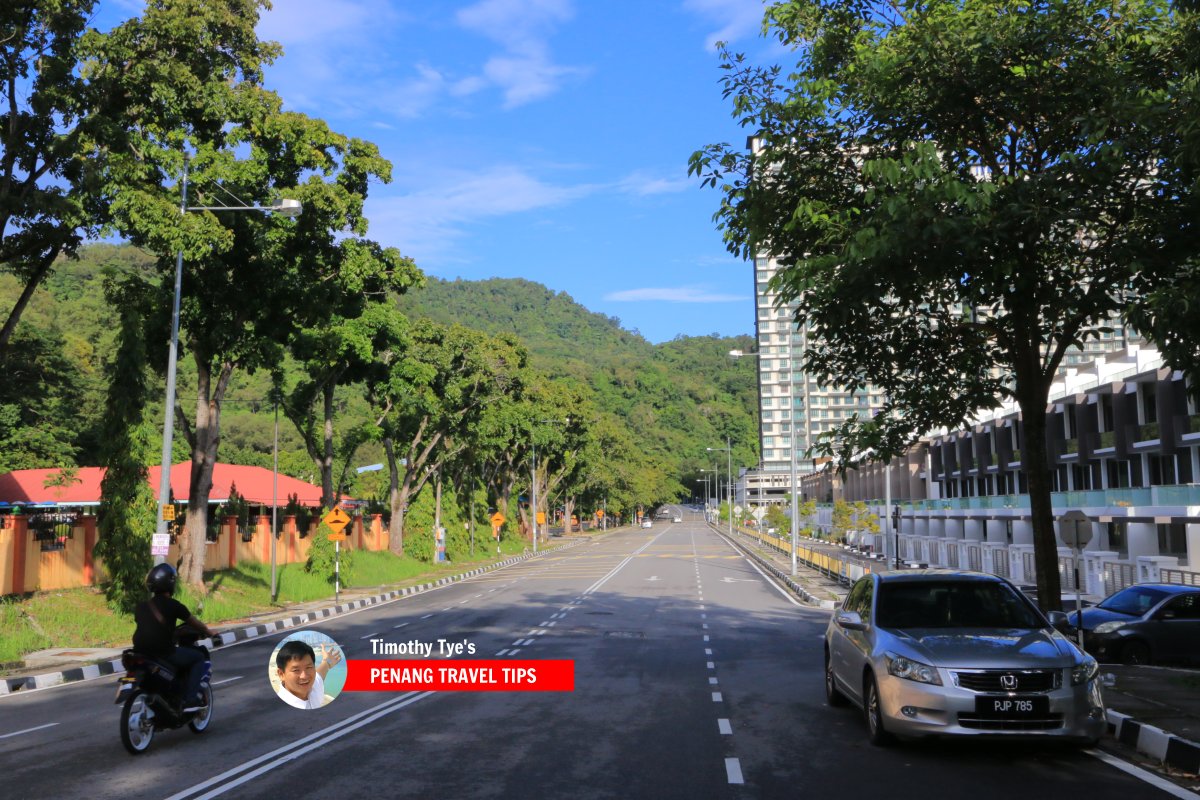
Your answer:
[975,696,1049,717]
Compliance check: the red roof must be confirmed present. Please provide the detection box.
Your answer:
[0,463,326,507]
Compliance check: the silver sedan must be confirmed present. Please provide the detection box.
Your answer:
[824,570,1106,745]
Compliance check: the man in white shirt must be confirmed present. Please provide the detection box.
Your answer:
[274,639,343,709]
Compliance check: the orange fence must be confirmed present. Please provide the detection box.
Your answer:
[0,513,389,596]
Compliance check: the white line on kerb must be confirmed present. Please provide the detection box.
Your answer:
[211,676,243,687]
[718,719,732,735]
[725,758,744,784]
[0,722,58,739]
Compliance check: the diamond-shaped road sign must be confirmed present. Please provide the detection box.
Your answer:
[324,507,351,541]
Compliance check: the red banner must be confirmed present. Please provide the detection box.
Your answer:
[342,660,574,692]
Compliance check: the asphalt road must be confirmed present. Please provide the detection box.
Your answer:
[0,522,1187,799]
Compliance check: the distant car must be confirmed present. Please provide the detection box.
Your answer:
[825,570,1104,745]
[1062,583,1200,665]
[641,520,652,529]
[673,516,682,523]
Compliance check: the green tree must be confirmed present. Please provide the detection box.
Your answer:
[691,0,1184,610]
[103,1,416,589]
[374,321,526,555]
[765,504,789,533]
[94,278,158,612]
[0,2,101,362]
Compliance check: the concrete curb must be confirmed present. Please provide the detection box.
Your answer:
[711,524,822,606]
[1106,708,1200,776]
[0,540,581,697]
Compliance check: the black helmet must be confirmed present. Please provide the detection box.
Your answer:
[145,563,178,595]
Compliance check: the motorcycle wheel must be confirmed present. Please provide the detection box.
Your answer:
[120,690,155,755]
[188,682,213,733]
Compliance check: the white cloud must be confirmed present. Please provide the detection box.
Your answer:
[455,0,583,108]
[605,287,749,303]
[258,0,388,45]
[618,171,692,196]
[681,0,768,50]
[365,165,598,263]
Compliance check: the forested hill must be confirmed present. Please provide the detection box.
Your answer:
[395,277,760,485]
[0,247,758,504]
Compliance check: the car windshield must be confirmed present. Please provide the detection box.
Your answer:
[1096,586,1170,616]
[875,580,1045,629]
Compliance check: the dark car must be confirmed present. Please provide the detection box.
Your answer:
[1064,583,1200,665]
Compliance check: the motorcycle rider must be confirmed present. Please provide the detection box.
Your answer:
[132,564,216,711]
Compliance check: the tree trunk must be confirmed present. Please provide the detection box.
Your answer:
[0,248,60,364]
[564,496,574,534]
[385,437,406,556]
[1018,391,1063,612]
[178,358,235,589]
[320,383,336,509]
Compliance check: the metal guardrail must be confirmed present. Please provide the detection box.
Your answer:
[730,525,872,587]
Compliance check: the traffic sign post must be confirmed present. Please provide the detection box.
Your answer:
[323,507,352,604]
[1058,509,1093,649]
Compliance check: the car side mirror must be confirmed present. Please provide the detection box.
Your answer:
[835,610,866,631]
[1046,610,1069,628]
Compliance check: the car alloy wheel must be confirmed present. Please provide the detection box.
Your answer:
[864,674,894,747]
[825,651,847,707]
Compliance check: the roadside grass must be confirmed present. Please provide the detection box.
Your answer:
[0,590,134,664]
[0,537,554,667]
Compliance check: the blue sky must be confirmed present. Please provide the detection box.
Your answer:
[100,0,783,343]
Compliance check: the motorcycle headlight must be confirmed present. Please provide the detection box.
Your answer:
[1093,620,1129,634]
[1071,655,1099,686]
[885,653,942,685]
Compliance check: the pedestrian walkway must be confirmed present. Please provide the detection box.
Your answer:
[717,523,1200,784]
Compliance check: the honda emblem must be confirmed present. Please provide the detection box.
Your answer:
[1000,673,1018,691]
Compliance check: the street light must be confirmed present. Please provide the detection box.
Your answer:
[731,347,800,576]
[707,437,733,539]
[154,158,302,564]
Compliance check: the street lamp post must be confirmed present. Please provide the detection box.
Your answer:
[707,437,733,539]
[731,347,800,575]
[154,160,301,564]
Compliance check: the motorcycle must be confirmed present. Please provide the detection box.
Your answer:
[115,626,213,754]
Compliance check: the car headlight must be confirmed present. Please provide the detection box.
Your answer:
[1071,655,1099,686]
[885,653,942,685]
[1093,620,1129,634]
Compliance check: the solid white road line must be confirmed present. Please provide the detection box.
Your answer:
[718,719,732,735]
[211,676,244,687]
[0,722,58,739]
[1084,749,1200,799]
[725,758,744,785]
[165,692,428,800]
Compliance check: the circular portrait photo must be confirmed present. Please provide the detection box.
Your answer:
[268,631,346,710]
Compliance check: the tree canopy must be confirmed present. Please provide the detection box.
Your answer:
[691,0,1193,610]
